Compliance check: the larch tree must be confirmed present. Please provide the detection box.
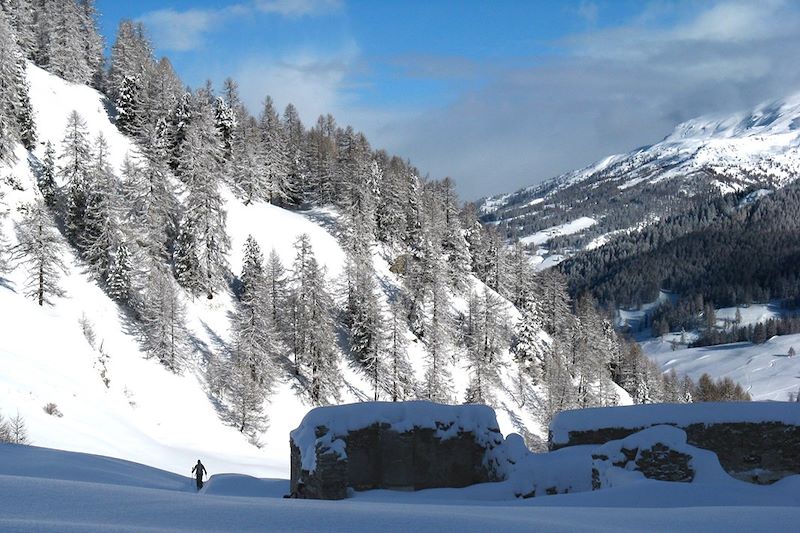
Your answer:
[384,300,416,401]
[12,198,67,306]
[175,103,229,299]
[227,236,280,439]
[57,110,93,241]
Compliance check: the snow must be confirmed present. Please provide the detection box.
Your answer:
[550,401,800,445]
[643,333,800,401]
[3,441,800,531]
[519,216,597,246]
[591,425,732,489]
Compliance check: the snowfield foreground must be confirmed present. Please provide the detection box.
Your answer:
[1,444,799,532]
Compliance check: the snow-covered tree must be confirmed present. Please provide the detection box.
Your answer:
[176,104,229,299]
[226,236,280,439]
[81,133,120,280]
[11,198,67,306]
[258,96,292,205]
[265,248,286,327]
[37,141,57,206]
[106,240,132,304]
[464,289,505,404]
[57,110,93,241]
[139,260,190,372]
[287,234,341,404]
[384,300,415,401]
[230,116,267,205]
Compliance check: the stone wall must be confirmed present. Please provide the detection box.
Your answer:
[551,418,800,484]
[290,404,505,500]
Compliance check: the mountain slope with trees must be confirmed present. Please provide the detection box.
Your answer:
[0,2,693,469]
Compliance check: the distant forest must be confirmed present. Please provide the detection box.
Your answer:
[562,184,800,314]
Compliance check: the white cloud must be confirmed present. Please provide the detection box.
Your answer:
[234,41,359,125]
[137,1,341,52]
[575,1,599,25]
[254,0,343,17]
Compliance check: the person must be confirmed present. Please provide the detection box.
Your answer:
[191,459,207,490]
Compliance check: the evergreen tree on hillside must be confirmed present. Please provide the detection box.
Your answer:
[258,96,292,205]
[38,141,56,205]
[49,2,91,84]
[82,133,120,280]
[140,260,189,372]
[126,119,179,261]
[0,10,22,164]
[108,20,153,103]
[12,198,67,306]
[283,103,306,205]
[265,248,286,327]
[227,236,279,438]
[287,234,341,403]
[57,110,93,241]
[231,116,267,205]
[464,289,505,404]
[15,58,35,150]
[0,0,36,58]
[384,300,416,401]
[106,240,132,304]
[175,104,229,299]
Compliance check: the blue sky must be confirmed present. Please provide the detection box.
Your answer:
[96,0,800,201]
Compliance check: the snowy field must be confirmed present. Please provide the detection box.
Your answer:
[1,443,799,532]
[643,333,800,401]
[519,216,597,246]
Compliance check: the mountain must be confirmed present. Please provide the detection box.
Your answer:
[1,63,569,475]
[480,92,800,266]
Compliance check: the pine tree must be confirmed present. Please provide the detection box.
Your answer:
[287,234,341,403]
[464,289,504,404]
[265,248,286,327]
[258,96,292,205]
[11,198,67,306]
[231,116,267,204]
[108,20,153,103]
[78,0,105,89]
[283,103,305,205]
[82,133,120,280]
[34,141,54,206]
[385,300,415,401]
[58,110,93,241]
[0,9,21,164]
[49,1,91,84]
[227,236,280,438]
[124,119,178,261]
[140,260,189,372]
[511,304,546,385]
[422,256,454,403]
[15,57,35,150]
[176,103,229,299]
[106,240,132,303]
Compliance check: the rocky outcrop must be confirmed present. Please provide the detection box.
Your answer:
[289,402,505,500]
[591,427,697,490]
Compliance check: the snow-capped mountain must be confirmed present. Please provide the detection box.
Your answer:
[481,92,800,260]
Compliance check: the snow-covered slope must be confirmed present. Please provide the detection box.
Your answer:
[0,63,544,476]
[3,442,800,531]
[481,91,800,256]
[642,333,800,401]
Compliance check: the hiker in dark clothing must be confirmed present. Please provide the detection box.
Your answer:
[192,460,207,490]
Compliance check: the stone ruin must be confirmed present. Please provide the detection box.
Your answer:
[289,401,505,500]
[550,402,800,485]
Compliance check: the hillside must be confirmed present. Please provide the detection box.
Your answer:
[0,63,555,475]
